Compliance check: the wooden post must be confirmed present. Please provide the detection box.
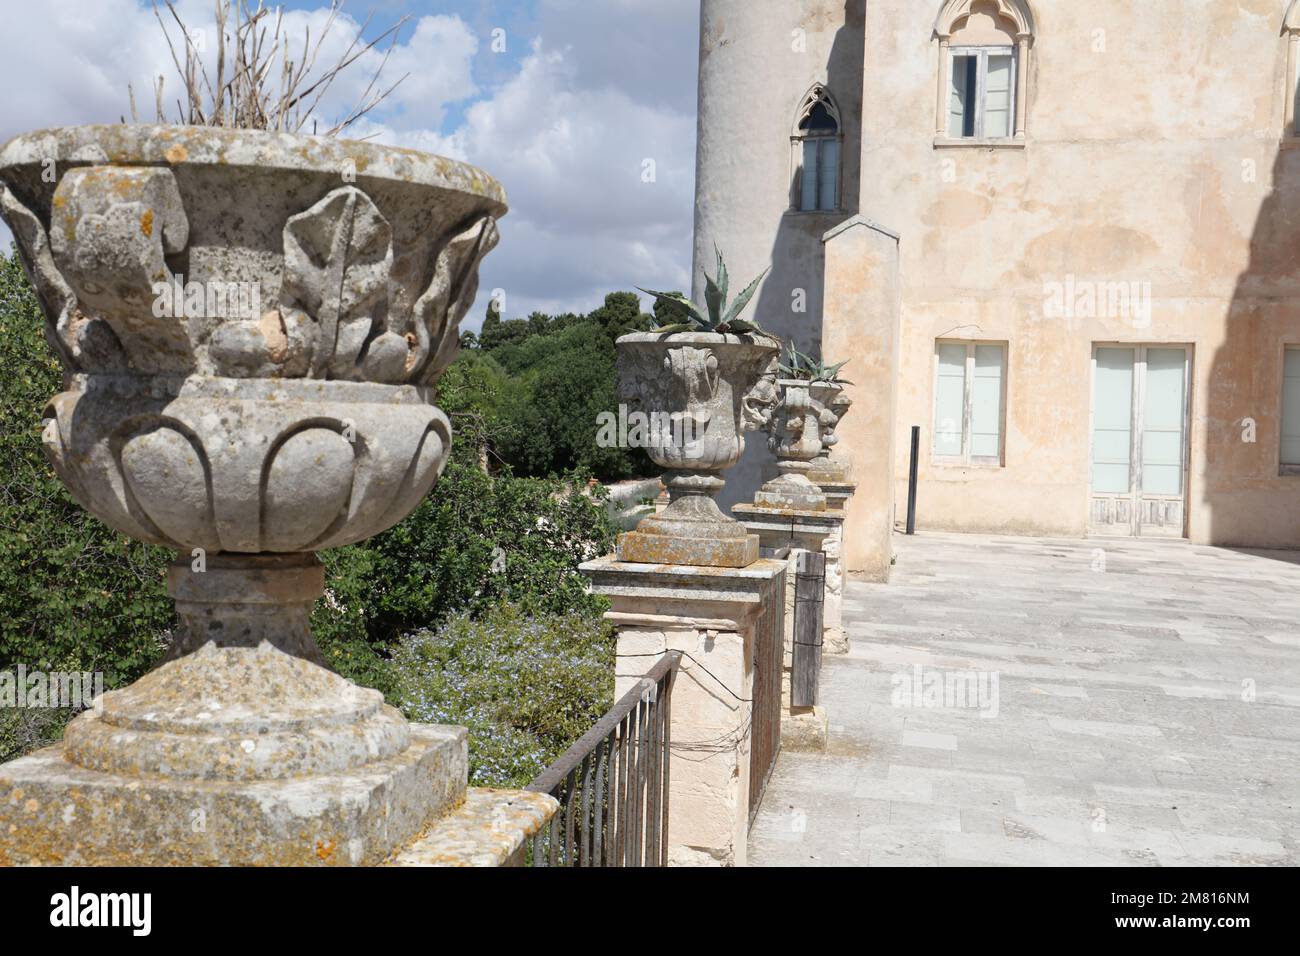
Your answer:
[791,550,825,708]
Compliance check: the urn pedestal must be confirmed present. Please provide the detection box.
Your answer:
[0,125,555,866]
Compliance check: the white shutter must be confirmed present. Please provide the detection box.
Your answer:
[1092,348,1135,494]
[1140,349,1186,495]
[949,55,974,137]
[970,345,1004,460]
[818,138,839,210]
[1284,349,1300,466]
[934,344,967,457]
[801,140,819,211]
[984,54,1013,139]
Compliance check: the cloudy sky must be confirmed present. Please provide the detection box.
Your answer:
[0,0,700,330]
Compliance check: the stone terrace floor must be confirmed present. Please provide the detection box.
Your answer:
[748,532,1300,866]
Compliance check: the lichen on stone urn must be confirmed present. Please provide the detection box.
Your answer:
[0,124,507,866]
[613,331,779,568]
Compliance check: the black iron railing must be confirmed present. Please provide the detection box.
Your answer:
[527,650,681,867]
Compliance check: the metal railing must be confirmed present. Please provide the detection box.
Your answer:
[527,650,681,866]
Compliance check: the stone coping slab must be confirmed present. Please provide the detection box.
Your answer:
[388,789,558,867]
[733,504,847,538]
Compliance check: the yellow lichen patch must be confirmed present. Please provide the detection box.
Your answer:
[140,209,154,239]
[260,310,288,363]
[315,839,336,861]
[164,145,189,165]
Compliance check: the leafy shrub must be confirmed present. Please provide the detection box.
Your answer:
[0,249,173,688]
[388,604,615,788]
[312,457,616,688]
[0,706,74,764]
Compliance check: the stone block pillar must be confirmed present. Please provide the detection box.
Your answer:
[581,556,786,867]
[731,506,845,751]
[821,215,901,582]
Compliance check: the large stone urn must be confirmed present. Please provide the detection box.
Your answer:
[614,332,778,567]
[751,379,842,512]
[0,125,552,865]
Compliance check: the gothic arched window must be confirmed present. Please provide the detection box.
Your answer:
[792,85,842,212]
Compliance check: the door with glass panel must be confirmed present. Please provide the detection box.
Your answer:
[1089,346,1190,537]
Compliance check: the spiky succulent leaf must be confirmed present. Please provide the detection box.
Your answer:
[824,359,851,380]
[637,287,707,327]
[721,318,765,335]
[704,272,726,328]
[651,323,695,335]
[722,266,770,326]
[714,244,729,304]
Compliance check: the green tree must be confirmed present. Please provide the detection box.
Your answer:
[653,291,693,328]
[589,291,654,341]
[0,249,173,689]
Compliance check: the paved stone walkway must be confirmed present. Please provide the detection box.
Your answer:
[748,532,1300,866]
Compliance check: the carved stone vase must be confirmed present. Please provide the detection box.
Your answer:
[0,125,515,865]
[614,332,778,568]
[752,379,844,512]
[807,387,853,485]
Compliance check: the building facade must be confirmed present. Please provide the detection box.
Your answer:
[694,0,1300,572]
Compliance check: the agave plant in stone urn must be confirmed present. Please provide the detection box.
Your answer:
[619,249,780,568]
[0,14,523,865]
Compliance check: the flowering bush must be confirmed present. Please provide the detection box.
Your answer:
[388,604,614,788]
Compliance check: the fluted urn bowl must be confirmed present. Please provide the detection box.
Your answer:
[614,331,778,568]
[0,125,505,552]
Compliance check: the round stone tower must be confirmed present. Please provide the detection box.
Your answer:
[693,0,865,507]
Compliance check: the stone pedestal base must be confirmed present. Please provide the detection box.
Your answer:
[781,706,829,752]
[581,556,786,867]
[734,505,845,743]
[617,528,758,568]
[0,554,558,867]
[0,725,554,867]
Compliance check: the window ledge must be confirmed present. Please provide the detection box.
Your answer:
[1279,465,1300,475]
[930,460,1005,470]
[933,136,1026,150]
[1280,138,1300,150]
[785,208,844,217]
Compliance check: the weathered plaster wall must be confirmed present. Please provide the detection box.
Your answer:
[697,0,1300,551]
[857,0,1300,546]
[694,0,865,511]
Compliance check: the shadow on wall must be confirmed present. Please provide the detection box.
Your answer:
[1203,135,1300,549]
[719,0,866,513]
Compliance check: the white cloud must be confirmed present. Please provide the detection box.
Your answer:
[0,1,700,327]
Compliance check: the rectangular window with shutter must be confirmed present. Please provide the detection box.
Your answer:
[933,340,1007,465]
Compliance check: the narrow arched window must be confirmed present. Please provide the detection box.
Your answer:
[792,85,841,212]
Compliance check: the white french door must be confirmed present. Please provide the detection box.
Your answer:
[1089,345,1191,538]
